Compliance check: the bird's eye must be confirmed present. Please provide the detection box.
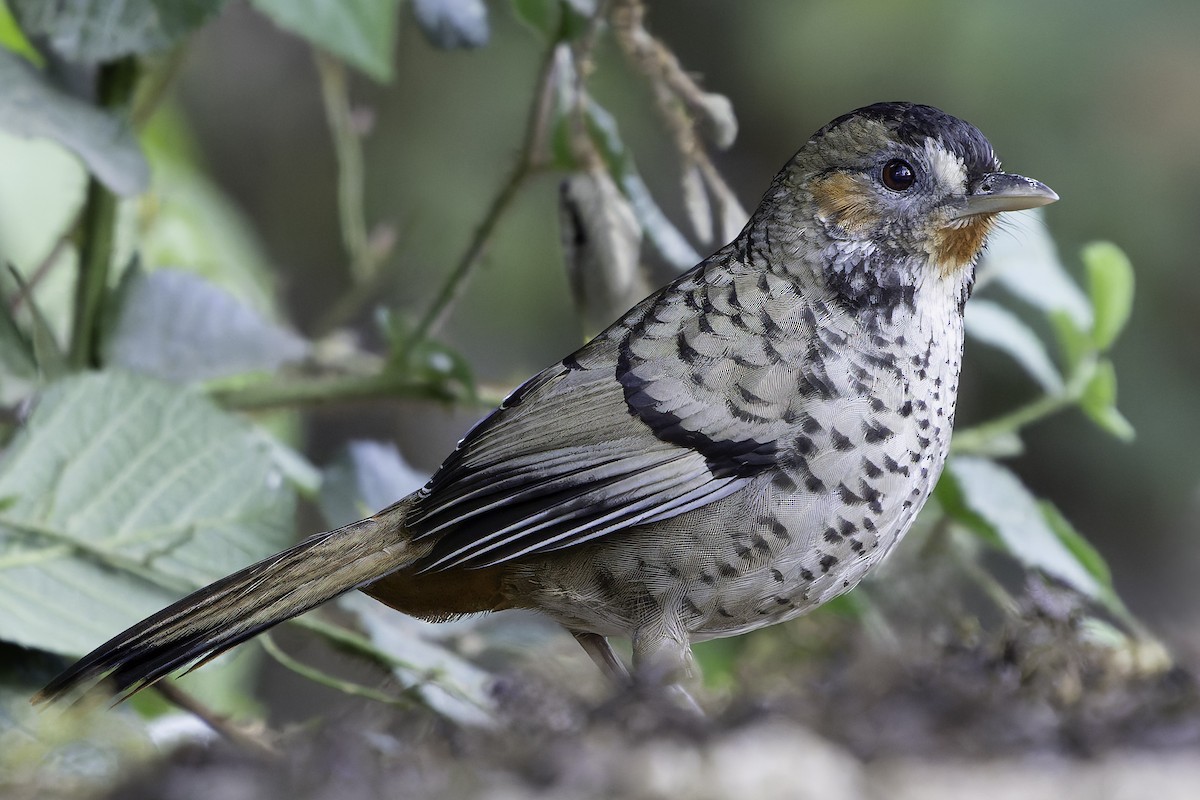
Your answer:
[881,159,915,192]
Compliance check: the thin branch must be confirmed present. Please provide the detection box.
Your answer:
[260,633,415,707]
[314,51,377,286]
[404,42,560,353]
[212,370,510,413]
[152,682,280,759]
[7,214,78,314]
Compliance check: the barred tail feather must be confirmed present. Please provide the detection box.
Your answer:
[35,502,418,703]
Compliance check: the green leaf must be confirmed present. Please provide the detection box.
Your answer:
[1038,499,1114,595]
[0,49,148,196]
[979,208,1092,330]
[1080,358,1135,442]
[510,0,555,38]
[339,593,497,726]
[411,0,488,50]
[379,309,475,401]
[944,456,1102,601]
[318,440,427,529]
[0,372,296,656]
[964,299,1063,394]
[1048,309,1092,374]
[1082,241,1134,352]
[102,269,309,384]
[251,0,401,82]
[0,0,43,66]
[10,0,227,63]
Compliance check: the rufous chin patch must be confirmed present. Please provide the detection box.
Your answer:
[932,214,996,276]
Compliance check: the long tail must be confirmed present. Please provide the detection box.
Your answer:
[35,501,422,703]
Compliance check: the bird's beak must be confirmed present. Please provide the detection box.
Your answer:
[952,172,1059,219]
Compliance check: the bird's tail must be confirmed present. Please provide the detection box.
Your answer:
[35,500,423,703]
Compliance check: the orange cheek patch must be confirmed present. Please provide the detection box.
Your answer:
[933,214,996,276]
[810,172,879,234]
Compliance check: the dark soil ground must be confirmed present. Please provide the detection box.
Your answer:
[95,575,1200,800]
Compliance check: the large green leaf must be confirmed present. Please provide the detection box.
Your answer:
[944,456,1103,601]
[10,0,227,63]
[0,372,296,656]
[0,49,148,196]
[251,0,401,82]
[978,208,1091,330]
[964,299,1063,394]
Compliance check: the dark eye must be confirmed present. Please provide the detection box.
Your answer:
[881,159,915,192]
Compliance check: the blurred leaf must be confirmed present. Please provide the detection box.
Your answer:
[1038,499,1116,601]
[0,49,148,195]
[964,299,1063,394]
[379,309,475,400]
[584,102,700,269]
[319,440,428,529]
[510,0,556,38]
[0,0,43,66]
[0,371,296,656]
[251,0,400,82]
[1080,358,1135,442]
[693,90,738,150]
[10,0,226,63]
[340,593,497,726]
[102,269,309,384]
[933,464,1002,548]
[1082,241,1134,352]
[559,168,648,335]
[979,208,1091,330]
[411,0,488,50]
[945,456,1102,600]
[1048,309,1091,375]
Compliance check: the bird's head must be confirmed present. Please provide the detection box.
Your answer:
[767,102,1057,311]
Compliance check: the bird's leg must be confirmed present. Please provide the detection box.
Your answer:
[631,620,705,715]
[570,629,631,685]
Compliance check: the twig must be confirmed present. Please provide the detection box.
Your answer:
[404,42,560,353]
[152,681,280,759]
[68,57,138,369]
[951,393,1074,455]
[7,216,78,314]
[260,633,415,707]
[212,369,509,412]
[314,51,379,287]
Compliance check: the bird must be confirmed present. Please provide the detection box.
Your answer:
[36,102,1057,705]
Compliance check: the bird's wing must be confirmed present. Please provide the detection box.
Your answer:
[409,254,835,573]
[409,335,749,571]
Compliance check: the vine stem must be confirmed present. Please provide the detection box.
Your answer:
[403,42,559,355]
[950,393,1074,455]
[68,57,138,369]
[314,51,375,286]
[152,682,280,759]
